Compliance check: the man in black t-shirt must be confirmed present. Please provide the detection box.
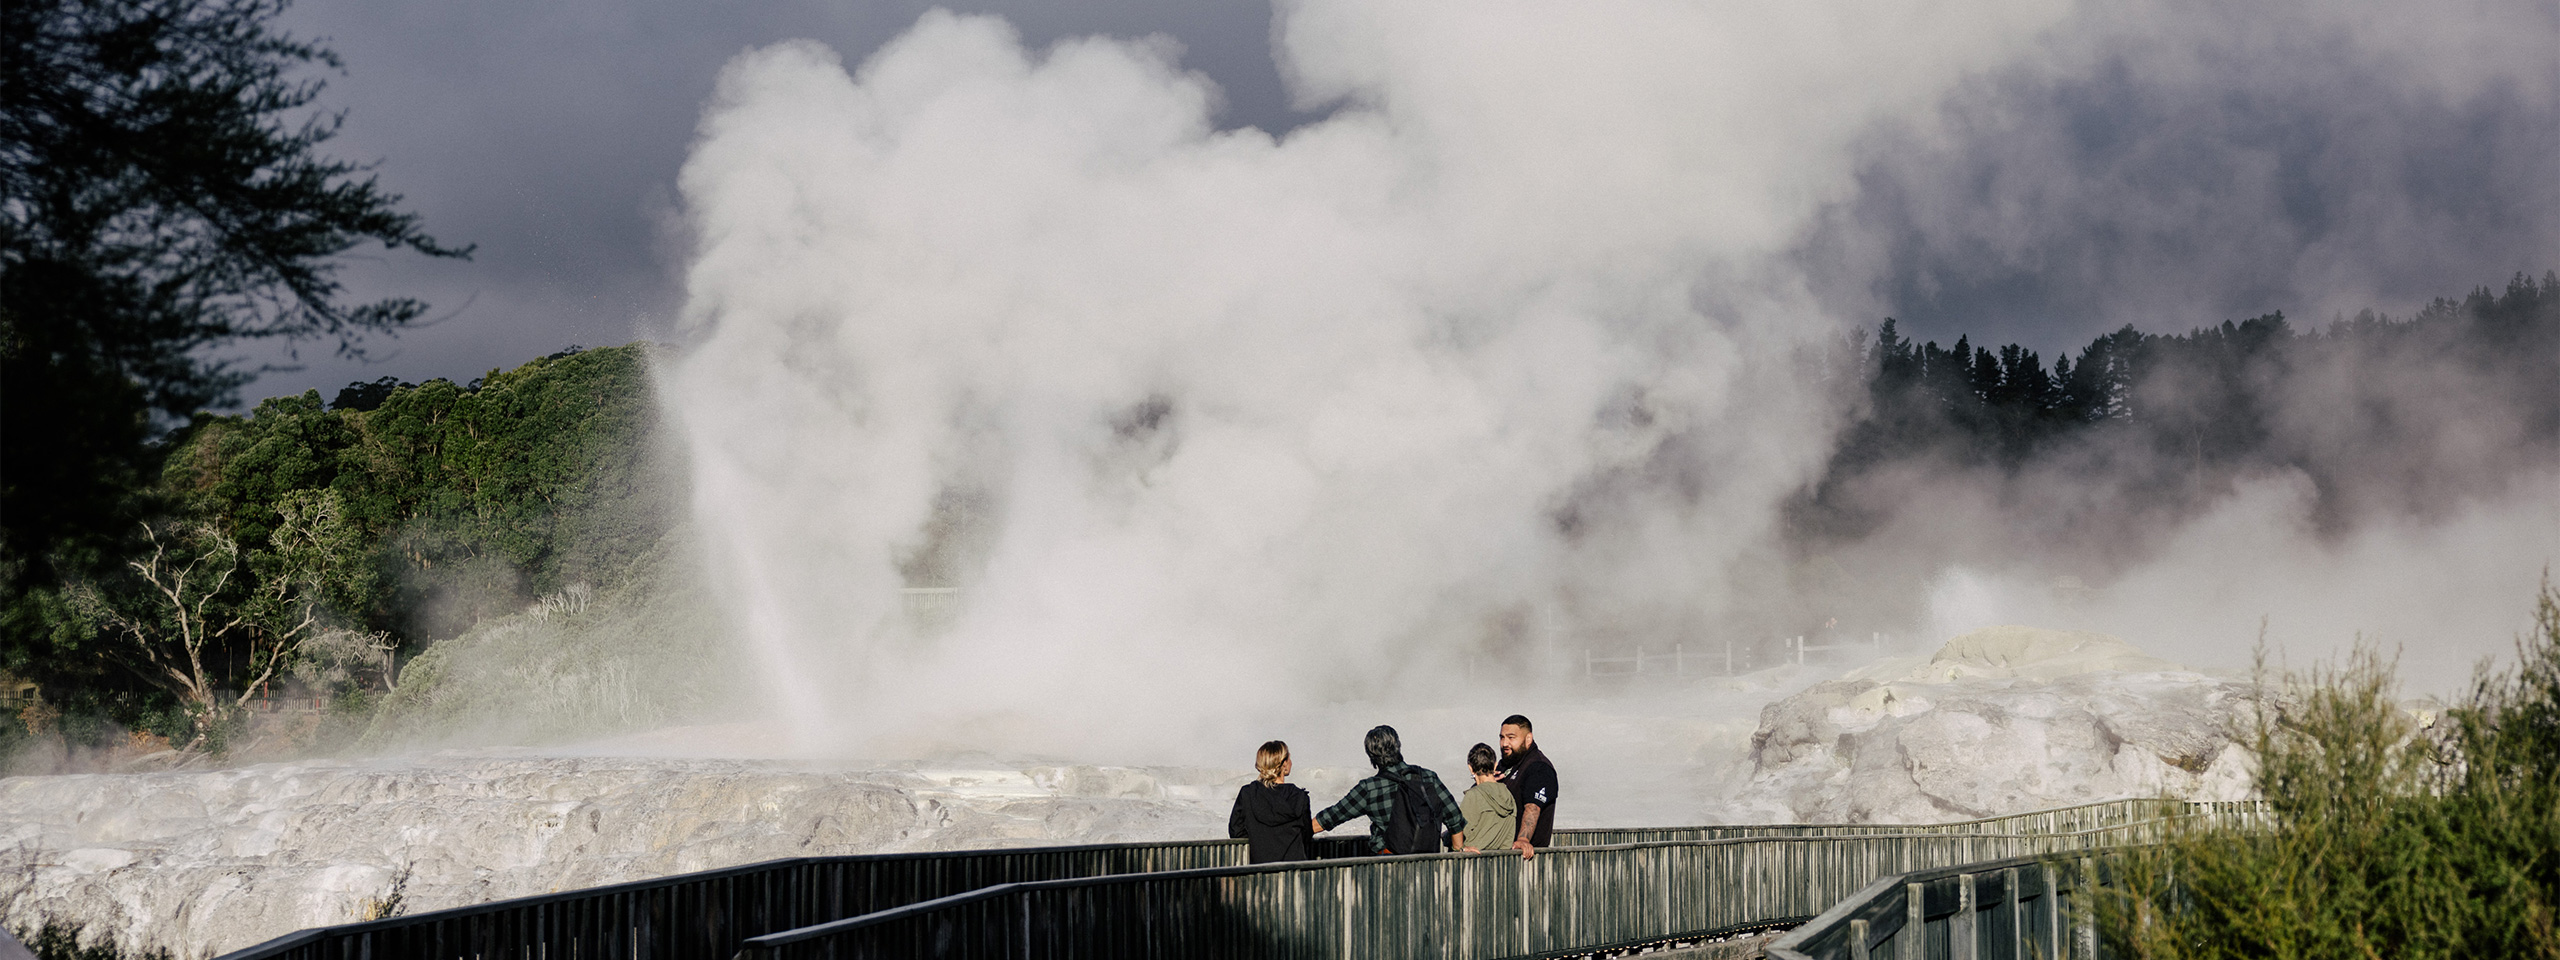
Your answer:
[1495,713,1558,858]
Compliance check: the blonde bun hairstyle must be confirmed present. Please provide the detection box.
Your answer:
[1255,740,1290,785]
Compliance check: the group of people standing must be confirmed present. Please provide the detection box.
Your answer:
[1227,714,1559,863]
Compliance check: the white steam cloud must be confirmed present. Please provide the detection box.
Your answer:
[662,0,2556,766]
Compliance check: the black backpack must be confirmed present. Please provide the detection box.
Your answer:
[1381,770,1440,855]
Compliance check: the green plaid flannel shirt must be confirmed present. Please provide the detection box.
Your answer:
[1315,761,1467,853]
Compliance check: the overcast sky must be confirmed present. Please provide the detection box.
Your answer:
[236,0,2559,406]
[246,0,1311,403]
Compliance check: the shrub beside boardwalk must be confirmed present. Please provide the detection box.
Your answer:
[2092,581,2560,959]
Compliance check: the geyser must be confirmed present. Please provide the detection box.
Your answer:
[659,1,2075,761]
[660,0,2556,765]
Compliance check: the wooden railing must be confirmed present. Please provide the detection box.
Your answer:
[732,817,2228,960]
[211,799,2243,960]
[1766,853,2085,960]
[1768,803,2270,960]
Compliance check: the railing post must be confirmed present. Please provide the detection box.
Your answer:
[2074,857,2097,960]
[1849,918,1871,960]
[2003,866,2023,960]
[1899,881,1924,959]
[2043,862,2064,960]
[1955,872,1978,960]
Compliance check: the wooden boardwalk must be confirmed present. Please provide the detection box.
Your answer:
[216,799,2241,960]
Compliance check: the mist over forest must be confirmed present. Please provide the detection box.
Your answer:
[1781,273,2559,642]
[5,272,2549,766]
[7,0,2557,776]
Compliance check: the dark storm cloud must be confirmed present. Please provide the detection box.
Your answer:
[1803,0,2560,357]
[236,0,1303,404]
[238,0,2556,405]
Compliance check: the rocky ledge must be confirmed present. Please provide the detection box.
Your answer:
[1740,626,2261,823]
[0,755,1279,959]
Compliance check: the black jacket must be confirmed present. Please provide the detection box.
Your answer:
[1498,745,1559,846]
[1227,780,1314,863]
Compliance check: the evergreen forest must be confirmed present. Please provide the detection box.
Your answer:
[1816,274,2558,525]
[1769,273,2560,637]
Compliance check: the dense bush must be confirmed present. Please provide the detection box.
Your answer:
[2097,581,2560,958]
[4,342,678,750]
[162,341,678,640]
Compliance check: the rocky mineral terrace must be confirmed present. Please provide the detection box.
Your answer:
[0,756,1333,959]
[1737,626,2260,822]
[2,626,2259,959]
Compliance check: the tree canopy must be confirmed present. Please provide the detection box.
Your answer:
[2,0,465,629]
[1796,272,2560,549]
[9,342,675,749]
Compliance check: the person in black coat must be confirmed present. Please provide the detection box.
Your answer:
[1228,740,1314,863]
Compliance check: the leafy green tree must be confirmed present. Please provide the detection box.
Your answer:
[150,343,675,645]
[69,487,365,745]
[68,520,245,729]
[2,0,464,648]
[353,345,674,638]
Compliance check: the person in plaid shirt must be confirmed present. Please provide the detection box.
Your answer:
[1312,725,1467,854]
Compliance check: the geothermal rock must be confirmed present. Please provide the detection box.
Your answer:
[0,755,1279,959]
[1741,626,2259,822]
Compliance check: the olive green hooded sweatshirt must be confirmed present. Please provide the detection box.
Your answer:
[1458,778,1519,851]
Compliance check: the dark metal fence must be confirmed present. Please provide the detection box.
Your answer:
[212,799,2241,960]
[210,836,1374,960]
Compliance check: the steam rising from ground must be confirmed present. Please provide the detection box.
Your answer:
[1912,476,2559,696]
[662,0,2556,767]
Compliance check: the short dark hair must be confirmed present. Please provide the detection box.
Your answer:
[1468,743,1498,774]
[1363,725,1403,768]
[1501,714,1532,732]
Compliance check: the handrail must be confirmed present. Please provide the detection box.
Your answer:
[1549,798,2242,846]
[208,797,2240,960]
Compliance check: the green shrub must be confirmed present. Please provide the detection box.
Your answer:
[10,918,170,960]
[2096,580,2560,959]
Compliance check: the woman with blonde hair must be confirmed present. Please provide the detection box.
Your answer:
[1227,740,1314,863]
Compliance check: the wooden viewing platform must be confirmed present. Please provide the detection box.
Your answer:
[215,799,2255,960]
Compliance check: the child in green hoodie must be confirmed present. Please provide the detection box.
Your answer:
[1457,742,1519,854]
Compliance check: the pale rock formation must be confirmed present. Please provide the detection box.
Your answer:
[0,755,1305,959]
[1743,626,2260,822]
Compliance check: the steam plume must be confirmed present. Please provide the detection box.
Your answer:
[662,0,2556,762]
